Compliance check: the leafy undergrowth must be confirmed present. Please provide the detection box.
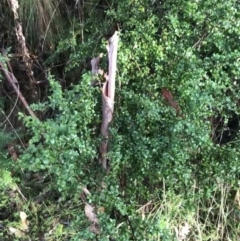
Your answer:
[147,184,240,241]
[0,170,87,240]
[1,168,240,240]
[1,0,240,240]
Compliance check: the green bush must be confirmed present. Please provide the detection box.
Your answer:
[19,74,100,195]
[16,0,240,240]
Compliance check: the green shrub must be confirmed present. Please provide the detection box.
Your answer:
[16,0,240,240]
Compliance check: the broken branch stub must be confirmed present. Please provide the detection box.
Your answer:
[90,54,104,86]
[91,54,103,75]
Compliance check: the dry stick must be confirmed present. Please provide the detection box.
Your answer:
[82,188,100,234]
[107,32,119,101]
[0,63,37,119]
[2,0,40,115]
[9,0,29,58]
[9,0,36,91]
[85,56,106,235]
[100,31,119,169]
[100,82,114,169]
[84,32,119,234]
[90,53,104,86]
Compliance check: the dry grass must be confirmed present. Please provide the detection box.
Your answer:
[146,180,240,241]
[18,0,66,49]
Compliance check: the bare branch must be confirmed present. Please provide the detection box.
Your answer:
[0,61,37,119]
[99,31,119,169]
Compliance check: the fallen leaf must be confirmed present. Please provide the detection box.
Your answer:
[97,206,105,213]
[177,222,191,240]
[20,211,29,231]
[88,223,101,234]
[162,88,182,116]
[8,211,29,238]
[9,227,25,238]
[84,203,98,224]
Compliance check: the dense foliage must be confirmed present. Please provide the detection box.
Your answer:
[1,0,240,240]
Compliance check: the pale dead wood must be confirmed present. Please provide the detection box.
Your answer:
[90,55,109,168]
[84,203,99,225]
[90,32,119,169]
[8,0,36,92]
[9,0,29,57]
[100,81,114,169]
[91,53,103,75]
[90,54,104,86]
[107,31,119,101]
[81,187,101,234]
[99,31,119,169]
[175,222,191,240]
[86,32,119,235]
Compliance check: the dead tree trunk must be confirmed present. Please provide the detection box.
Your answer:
[99,32,119,169]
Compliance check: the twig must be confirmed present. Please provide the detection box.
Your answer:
[192,32,209,49]
[0,62,38,119]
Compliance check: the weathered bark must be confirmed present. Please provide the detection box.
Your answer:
[84,32,119,234]
[81,187,100,234]
[9,0,36,94]
[91,54,103,75]
[90,54,104,86]
[100,82,114,169]
[99,32,119,169]
[106,32,119,101]
[0,60,37,119]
